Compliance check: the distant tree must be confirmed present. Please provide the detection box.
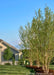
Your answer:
[3,47,13,62]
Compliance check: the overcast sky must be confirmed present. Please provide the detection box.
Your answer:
[0,0,54,48]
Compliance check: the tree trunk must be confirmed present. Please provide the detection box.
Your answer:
[24,60,25,64]
[42,65,49,73]
[30,61,33,66]
[42,52,49,73]
[36,50,40,67]
[36,61,40,67]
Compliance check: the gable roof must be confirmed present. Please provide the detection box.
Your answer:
[0,39,3,42]
[0,39,20,53]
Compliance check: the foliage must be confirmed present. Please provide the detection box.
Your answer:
[3,46,13,61]
[50,57,54,65]
[18,59,24,65]
[5,63,11,65]
[22,49,29,60]
[12,57,15,65]
[19,6,54,73]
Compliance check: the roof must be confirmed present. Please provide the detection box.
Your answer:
[0,39,3,42]
[0,39,20,53]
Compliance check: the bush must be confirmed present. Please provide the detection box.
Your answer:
[5,63,11,65]
[33,61,36,65]
[18,59,24,65]
[25,60,30,65]
[12,57,15,65]
[50,57,54,65]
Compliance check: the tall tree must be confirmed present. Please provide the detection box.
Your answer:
[19,7,54,73]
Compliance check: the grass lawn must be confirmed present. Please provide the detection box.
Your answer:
[0,65,31,75]
[0,65,54,75]
[49,65,54,70]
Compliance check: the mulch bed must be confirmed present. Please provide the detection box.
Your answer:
[26,65,54,75]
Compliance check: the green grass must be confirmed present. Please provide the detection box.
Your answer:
[49,65,54,70]
[0,65,31,75]
[0,65,54,75]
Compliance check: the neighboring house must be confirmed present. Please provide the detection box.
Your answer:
[0,39,22,65]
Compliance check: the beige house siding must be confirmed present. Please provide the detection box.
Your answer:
[0,43,7,52]
[0,39,22,65]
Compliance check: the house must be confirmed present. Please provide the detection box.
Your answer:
[0,39,22,65]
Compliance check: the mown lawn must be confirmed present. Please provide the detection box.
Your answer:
[49,65,54,70]
[0,65,54,75]
[0,65,31,75]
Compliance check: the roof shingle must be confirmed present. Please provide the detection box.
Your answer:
[0,39,3,42]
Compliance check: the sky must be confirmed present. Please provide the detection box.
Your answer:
[0,0,54,48]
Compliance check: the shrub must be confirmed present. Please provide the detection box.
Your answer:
[18,59,24,65]
[5,63,11,65]
[12,57,15,65]
[25,60,30,65]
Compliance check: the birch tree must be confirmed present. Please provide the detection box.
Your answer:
[19,7,54,73]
